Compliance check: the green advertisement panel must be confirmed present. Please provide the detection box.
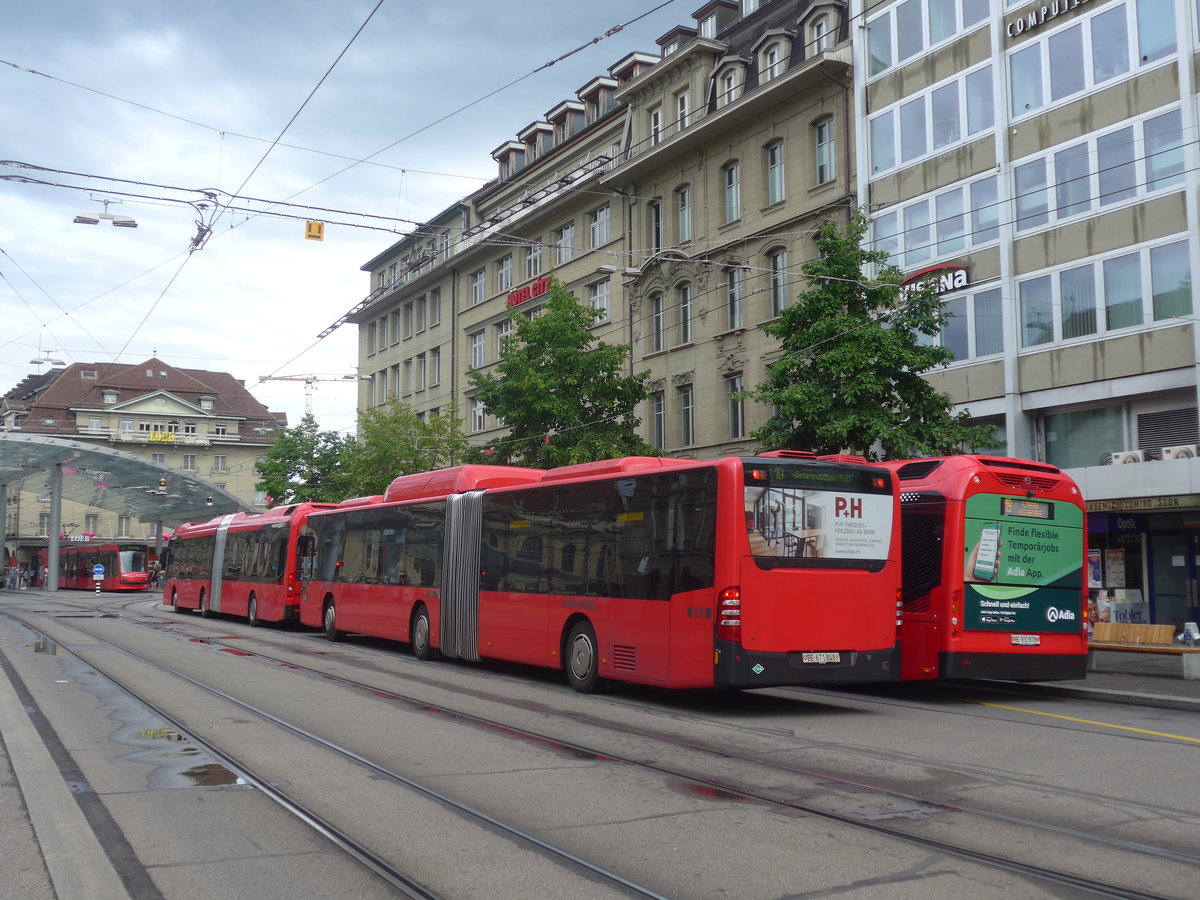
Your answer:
[963,494,1084,633]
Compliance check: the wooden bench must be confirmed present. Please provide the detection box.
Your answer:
[1088,623,1200,680]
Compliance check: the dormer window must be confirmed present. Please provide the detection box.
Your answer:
[811,15,831,54]
[699,14,717,38]
[663,39,678,55]
[762,44,782,82]
[719,68,742,106]
[102,391,118,404]
[200,397,214,411]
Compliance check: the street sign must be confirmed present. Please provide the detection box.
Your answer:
[92,564,105,579]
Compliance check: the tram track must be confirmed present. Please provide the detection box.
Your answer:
[6,594,1198,898]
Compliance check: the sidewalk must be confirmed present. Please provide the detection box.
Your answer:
[1022,650,1200,711]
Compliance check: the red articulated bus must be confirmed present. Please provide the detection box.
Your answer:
[40,542,154,591]
[878,455,1089,682]
[163,502,337,625]
[299,452,903,692]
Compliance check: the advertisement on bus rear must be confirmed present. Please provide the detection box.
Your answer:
[746,484,892,561]
[962,494,1084,632]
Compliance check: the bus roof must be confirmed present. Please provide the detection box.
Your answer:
[382,464,545,503]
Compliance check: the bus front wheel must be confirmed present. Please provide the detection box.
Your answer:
[566,620,602,693]
[323,599,343,642]
[412,605,437,661]
[199,591,212,618]
[247,593,260,627]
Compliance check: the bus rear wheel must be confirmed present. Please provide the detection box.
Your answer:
[323,599,342,642]
[170,589,183,613]
[199,591,212,618]
[566,620,601,693]
[412,605,437,661]
[247,593,260,627]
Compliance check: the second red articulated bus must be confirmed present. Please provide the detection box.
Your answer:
[40,541,154,591]
[163,502,337,625]
[879,455,1089,682]
[299,452,903,692]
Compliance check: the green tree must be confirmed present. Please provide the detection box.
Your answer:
[254,414,351,504]
[340,400,469,497]
[467,277,657,468]
[751,212,997,459]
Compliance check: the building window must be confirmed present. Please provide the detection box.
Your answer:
[496,255,513,292]
[766,142,785,205]
[1018,237,1192,349]
[182,455,197,471]
[495,320,512,358]
[929,288,1004,362]
[401,359,412,394]
[471,269,486,304]
[555,223,575,264]
[102,391,117,404]
[768,248,789,316]
[675,186,692,243]
[471,398,486,433]
[814,118,836,184]
[525,243,542,280]
[590,279,611,321]
[650,293,665,352]
[726,268,744,329]
[151,453,165,464]
[677,283,693,344]
[378,315,389,350]
[212,423,227,436]
[648,200,663,254]
[470,331,485,368]
[39,513,51,536]
[722,162,741,223]
[810,14,831,54]
[650,391,666,449]
[182,422,196,435]
[700,14,716,38]
[213,455,228,473]
[719,69,740,106]
[415,353,427,390]
[867,0,989,79]
[869,64,993,177]
[85,514,98,533]
[726,373,745,439]
[676,90,690,131]
[416,295,428,332]
[117,516,132,538]
[402,303,414,339]
[1009,0,1176,119]
[649,105,663,146]
[678,385,695,446]
[119,419,133,433]
[430,347,442,385]
[873,171,1001,268]
[590,204,611,247]
[88,415,102,432]
[198,398,212,412]
[761,44,782,82]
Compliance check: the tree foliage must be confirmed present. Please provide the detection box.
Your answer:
[466,277,657,468]
[751,212,997,460]
[339,401,469,498]
[254,414,351,505]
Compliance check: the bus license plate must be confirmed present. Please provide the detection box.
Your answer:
[801,652,841,664]
[1010,635,1041,646]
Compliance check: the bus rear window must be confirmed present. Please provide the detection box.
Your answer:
[744,462,893,564]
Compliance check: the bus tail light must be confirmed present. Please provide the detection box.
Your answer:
[716,587,741,643]
[286,572,296,595]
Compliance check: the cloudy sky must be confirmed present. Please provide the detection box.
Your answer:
[1,0,684,433]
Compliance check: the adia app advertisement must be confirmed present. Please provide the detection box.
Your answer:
[963,494,1084,632]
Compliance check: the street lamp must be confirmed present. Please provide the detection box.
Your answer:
[74,197,138,228]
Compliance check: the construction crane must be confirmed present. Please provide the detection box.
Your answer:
[258,374,365,416]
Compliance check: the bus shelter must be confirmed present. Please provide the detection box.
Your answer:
[0,433,248,590]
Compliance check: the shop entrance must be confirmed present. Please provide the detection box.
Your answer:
[1148,531,1200,628]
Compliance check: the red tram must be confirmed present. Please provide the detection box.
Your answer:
[879,455,1089,681]
[298,453,903,692]
[163,502,336,625]
[40,542,154,591]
